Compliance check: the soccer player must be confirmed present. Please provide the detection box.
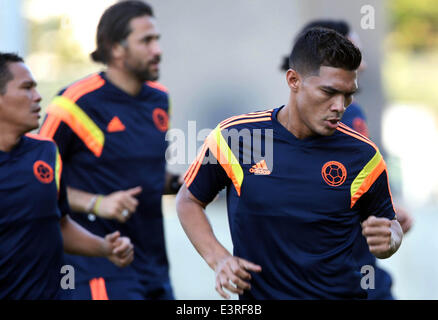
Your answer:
[281,20,413,299]
[0,52,133,299]
[176,28,403,299]
[39,1,178,299]
[280,20,369,136]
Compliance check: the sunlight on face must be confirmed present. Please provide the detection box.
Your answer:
[0,62,42,133]
[296,66,358,137]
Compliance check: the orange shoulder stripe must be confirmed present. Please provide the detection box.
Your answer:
[336,126,378,151]
[39,114,62,139]
[338,122,372,143]
[62,74,105,102]
[221,117,272,130]
[209,148,240,195]
[350,158,386,208]
[185,143,209,183]
[146,81,168,93]
[247,108,274,115]
[25,133,55,143]
[220,112,273,128]
[184,148,200,183]
[219,110,271,124]
[46,103,104,157]
[185,143,209,187]
[219,110,273,127]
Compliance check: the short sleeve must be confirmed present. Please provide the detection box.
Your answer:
[356,170,396,222]
[39,113,75,160]
[184,148,230,204]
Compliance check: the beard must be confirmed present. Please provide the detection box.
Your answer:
[131,65,159,82]
[124,57,160,82]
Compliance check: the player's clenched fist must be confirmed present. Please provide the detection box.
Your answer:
[104,231,134,267]
[96,186,142,223]
[361,215,402,259]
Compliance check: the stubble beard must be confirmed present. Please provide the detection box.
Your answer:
[124,54,160,82]
[131,64,159,82]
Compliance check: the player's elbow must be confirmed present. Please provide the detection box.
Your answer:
[175,186,186,217]
[176,184,193,220]
[176,184,206,220]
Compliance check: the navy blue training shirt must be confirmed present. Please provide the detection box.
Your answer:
[0,134,68,299]
[185,106,396,299]
[39,72,171,286]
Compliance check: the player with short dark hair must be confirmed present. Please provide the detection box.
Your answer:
[281,19,369,136]
[289,26,362,77]
[0,53,24,94]
[39,1,179,299]
[281,19,414,299]
[176,28,403,299]
[0,52,133,299]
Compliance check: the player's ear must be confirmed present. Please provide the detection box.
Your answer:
[286,69,301,92]
[111,42,126,61]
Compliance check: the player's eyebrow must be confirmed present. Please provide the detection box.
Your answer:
[141,33,160,42]
[20,80,37,87]
[320,85,357,96]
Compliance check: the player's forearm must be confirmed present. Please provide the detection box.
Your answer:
[60,215,110,257]
[66,187,100,214]
[178,204,231,270]
[376,219,403,259]
[176,187,231,270]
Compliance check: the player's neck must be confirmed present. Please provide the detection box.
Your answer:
[279,103,312,140]
[0,127,21,152]
[105,67,143,96]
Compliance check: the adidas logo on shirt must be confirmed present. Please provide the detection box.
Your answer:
[107,116,126,132]
[249,159,271,175]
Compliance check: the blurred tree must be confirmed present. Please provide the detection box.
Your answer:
[25,13,100,115]
[388,0,438,52]
[383,0,438,112]
[28,16,87,64]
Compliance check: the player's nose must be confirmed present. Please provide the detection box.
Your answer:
[152,41,162,58]
[33,89,42,103]
[330,96,345,113]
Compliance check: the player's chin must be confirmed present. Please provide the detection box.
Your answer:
[135,68,158,82]
[145,64,159,80]
[25,120,40,133]
[148,70,159,81]
[318,126,337,136]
